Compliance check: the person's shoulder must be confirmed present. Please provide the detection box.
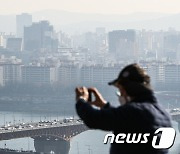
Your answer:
[115,102,142,114]
[117,101,157,113]
[118,102,144,109]
[125,101,171,119]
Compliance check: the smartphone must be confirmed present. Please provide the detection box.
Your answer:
[88,90,92,102]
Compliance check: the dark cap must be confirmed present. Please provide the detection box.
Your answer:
[108,63,150,86]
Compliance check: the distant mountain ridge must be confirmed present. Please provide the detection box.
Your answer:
[0,10,179,34]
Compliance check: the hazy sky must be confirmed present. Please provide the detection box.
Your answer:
[0,0,180,15]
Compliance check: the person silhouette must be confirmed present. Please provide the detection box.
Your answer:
[75,63,172,154]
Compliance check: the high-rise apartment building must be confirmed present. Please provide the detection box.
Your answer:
[164,34,180,60]
[22,65,56,85]
[58,64,80,86]
[1,64,22,85]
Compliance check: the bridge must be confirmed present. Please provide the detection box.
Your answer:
[0,119,88,154]
[0,111,180,154]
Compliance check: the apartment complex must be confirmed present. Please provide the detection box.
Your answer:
[21,66,56,85]
[0,58,179,90]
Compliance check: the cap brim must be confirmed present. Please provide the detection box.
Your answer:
[108,79,118,86]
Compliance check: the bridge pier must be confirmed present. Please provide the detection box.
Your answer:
[34,137,70,154]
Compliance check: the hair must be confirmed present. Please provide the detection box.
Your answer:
[120,80,153,98]
[118,64,153,98]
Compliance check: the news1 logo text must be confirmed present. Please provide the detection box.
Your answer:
[104,128,176,149]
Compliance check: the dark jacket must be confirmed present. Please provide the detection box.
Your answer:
[76,94,172,154]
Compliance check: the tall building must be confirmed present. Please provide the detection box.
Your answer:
[83,31,107,54]
[141,62,165,89]
[84,32,97,53]
[24,21,58,52]
[164,64,180,90]
[58,64,80,86]
[80,64,122,86]
[6,38,22,51]
[108,30,137,60]
[164,34,180,60]
[0,33,16,49]
[16,13,32,38]
[0,56,22,85]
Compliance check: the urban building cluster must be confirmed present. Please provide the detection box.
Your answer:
[0,13,180,91]
[0,13,180,61]
[0,55,179,91]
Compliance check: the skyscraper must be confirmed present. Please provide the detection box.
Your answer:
[108,30,137,60]
[16,13,32,38]
[24,21,58,52]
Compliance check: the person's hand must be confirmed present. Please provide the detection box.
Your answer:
[88,87,107,108]
[75,86,89,102]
